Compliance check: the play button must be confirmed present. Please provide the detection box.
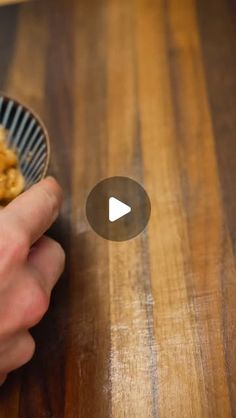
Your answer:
[109,197,131,222]
[86,177,151,241]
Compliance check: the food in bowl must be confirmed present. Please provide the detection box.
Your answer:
[0,126,25,202]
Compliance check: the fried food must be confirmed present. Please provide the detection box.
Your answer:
[0,126,25,202]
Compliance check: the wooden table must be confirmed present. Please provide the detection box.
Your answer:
[0,1,28,6]
[0,0,236,416]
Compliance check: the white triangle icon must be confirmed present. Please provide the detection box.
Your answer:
[109,197,131,222]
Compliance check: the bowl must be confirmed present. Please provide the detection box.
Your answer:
[0,94,50,190]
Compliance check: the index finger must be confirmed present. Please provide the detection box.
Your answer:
[0,177,63,247]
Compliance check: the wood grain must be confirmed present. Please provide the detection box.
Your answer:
[0,0,28,5]
[0,0,236,417]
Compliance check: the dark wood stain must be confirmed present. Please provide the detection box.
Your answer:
[0,5,19,88]
[197,0,236,415]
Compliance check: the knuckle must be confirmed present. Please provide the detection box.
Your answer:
[54,241,65,270]
[8,229,29,260]
[0,374,7,386]
[19,334,36,366]
[0,335,35,374]
[0,228,29,261]
[21,281,49,327]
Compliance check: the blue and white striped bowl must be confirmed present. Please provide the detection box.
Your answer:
[0,95,50,190]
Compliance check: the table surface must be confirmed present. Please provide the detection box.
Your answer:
[0,0,236,417]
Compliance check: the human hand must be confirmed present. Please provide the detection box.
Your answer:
[0,177,65,386]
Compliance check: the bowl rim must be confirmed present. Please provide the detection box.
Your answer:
[0,93,50,181]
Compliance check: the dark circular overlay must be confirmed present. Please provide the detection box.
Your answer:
[86,177,151,241]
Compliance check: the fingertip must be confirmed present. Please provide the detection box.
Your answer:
[43,176,63,194]
[41,177,64,205]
